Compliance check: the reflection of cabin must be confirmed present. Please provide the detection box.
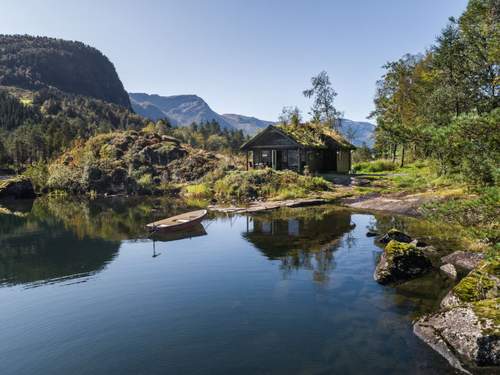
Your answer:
[242,208,354,258]
[241,124,355,173]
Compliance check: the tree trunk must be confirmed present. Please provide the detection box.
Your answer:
[392,144,397,163]
[400,145,405,168]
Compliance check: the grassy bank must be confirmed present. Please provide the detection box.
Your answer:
[182,168,333,203]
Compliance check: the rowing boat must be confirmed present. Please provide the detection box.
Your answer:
[146,209,207,231]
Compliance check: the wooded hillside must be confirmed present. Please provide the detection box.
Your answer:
[0,35,131,108]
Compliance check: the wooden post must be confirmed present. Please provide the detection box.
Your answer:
[297,148,301,173]
[246,151,249,171]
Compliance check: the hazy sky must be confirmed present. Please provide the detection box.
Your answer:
[1,0,468,122]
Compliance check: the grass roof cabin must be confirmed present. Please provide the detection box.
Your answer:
[241,124,355,173]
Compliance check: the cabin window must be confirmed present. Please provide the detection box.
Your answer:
[261,150,271,166]
[261,150,271,164]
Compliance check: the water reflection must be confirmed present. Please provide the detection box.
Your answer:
[0,198,459,374]
[243,207,355,283]
[0,196,198,287]
[0,212,119,287]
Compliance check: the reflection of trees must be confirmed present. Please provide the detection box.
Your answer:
[31,196,194,241]
[372,214,465,250]
[0,196,201,287]
[0,213,119,287]
[243,207,353,283]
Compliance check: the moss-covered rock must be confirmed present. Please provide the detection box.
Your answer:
[378,228,413,244]
[374,240,432,284]
[414,300,500,371]
[441,258,499,309]
[0,176,35,199]
[45,129,220,195]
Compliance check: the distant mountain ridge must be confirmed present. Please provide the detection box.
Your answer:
[129,93,273,133]
[339,119,375,148]
[129,92,375,146]
[0,35,131,108]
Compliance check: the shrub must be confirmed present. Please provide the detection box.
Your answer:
[213,168,332,202]
[184,183,211,198]
[352,159,396,173]
[23,161,49,193]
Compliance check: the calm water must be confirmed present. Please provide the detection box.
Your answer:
[0,197,462,375]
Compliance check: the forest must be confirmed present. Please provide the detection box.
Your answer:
[369,0,499,187]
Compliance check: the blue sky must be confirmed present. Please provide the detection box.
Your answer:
[1,0,468,122]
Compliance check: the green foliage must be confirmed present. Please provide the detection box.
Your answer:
[183,183,211,198]
[213,168,332,202]
[421,186,500,243]
[23,161,48,193]
[0,88,147,166]
[352,159,396,173]
[170,120,248,152]
[426,109,500,186]
[0,90,40,130]
[370,0,499,185]
[42,128,218,195]
[303,71,341,129]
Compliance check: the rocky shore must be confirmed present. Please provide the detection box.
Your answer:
[372,228,499,374]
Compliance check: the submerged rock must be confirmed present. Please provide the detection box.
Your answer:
[439,263,457,280]
[378,228,412,244]
[366,231,379,237]
[0,177,36,199]
[414,298,500,372]
[374,240,432,284]
[441,251,485,273]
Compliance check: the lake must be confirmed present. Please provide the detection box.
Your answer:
[0,197,462,374]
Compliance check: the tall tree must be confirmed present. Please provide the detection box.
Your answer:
[303,71,342,129]
[278,106,302,126]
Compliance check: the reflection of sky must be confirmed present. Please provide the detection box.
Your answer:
[0,212,454,375]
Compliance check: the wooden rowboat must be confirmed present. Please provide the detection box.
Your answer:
[146,209,207,231]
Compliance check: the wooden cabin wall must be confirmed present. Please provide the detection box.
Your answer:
[336,150,351,173]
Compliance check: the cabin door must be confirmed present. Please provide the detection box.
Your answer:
[272,150,284,170]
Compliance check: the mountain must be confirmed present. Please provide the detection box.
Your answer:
[221,113,272,134]
[129,93,273,133]
[130,93,375,145]
[0,35,131,108]
[339,119,375,148]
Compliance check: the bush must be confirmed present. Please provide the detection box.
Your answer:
[213,168,331,202]
[352,159,396,173]
[184,183,211,198]
[23,161,48,193]
[428,109,500,186]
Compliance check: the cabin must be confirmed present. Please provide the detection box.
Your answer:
[241,124,355,173]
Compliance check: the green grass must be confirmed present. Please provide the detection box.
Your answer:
[183,183,211,198]
[421,186,500,244]
[352,159,396,173]
[212,168,332,203]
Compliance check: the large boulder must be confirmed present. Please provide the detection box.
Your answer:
[0,177,36,199]
[414,298,500,372]
[374,240,432,284]
[441,259,499,309]
[378,228,413,244]
[442,251,485,273]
